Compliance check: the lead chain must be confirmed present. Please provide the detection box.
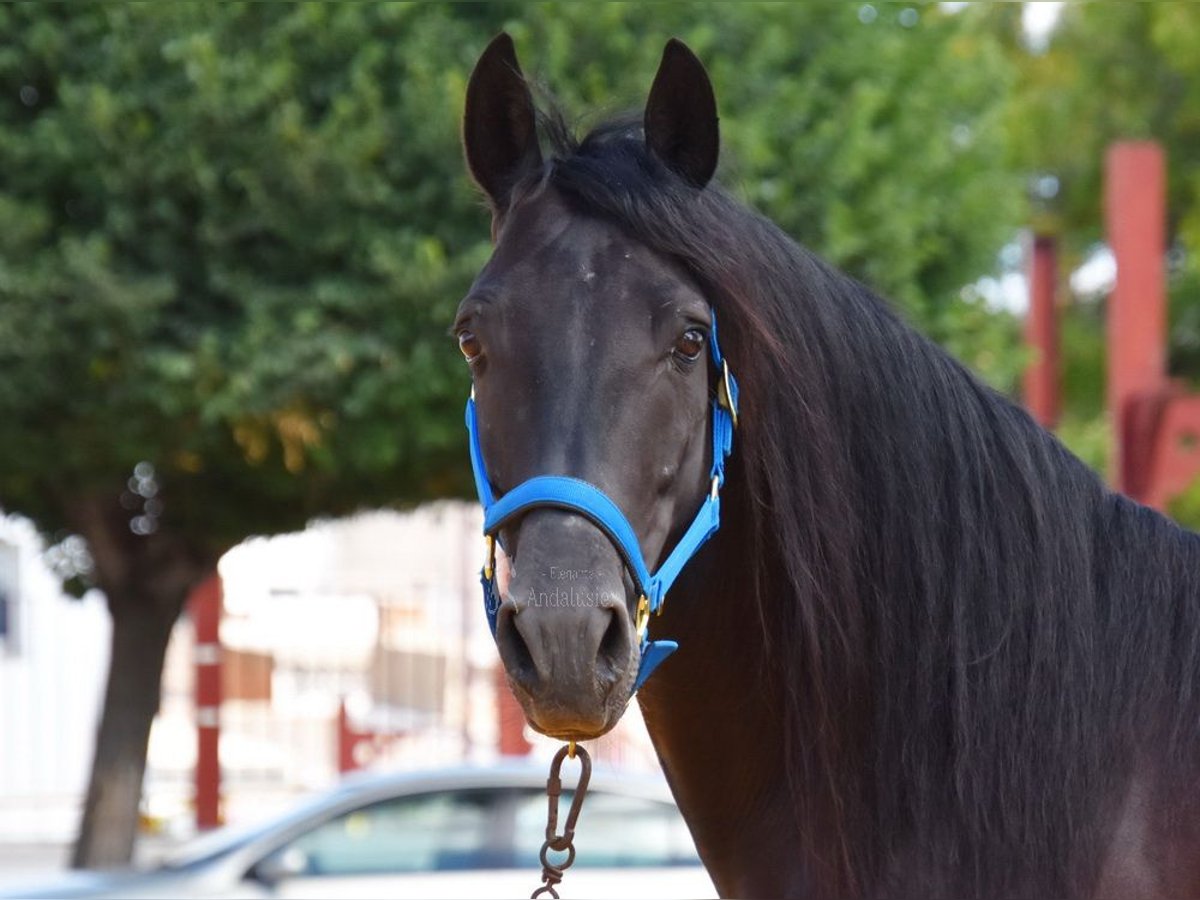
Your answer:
[531,743,591,899]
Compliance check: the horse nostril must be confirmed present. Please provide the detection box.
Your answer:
[596,605,630,683]
[496,603,537,690]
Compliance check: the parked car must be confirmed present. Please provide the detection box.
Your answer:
[0,763,716,898]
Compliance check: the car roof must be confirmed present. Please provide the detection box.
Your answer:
[328,760,674,803]
[164,760,677,871]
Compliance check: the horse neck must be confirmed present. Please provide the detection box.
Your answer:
[635,512,849,897]
[638,421,1200,896]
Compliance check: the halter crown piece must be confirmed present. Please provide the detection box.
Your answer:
[465,309,739,694]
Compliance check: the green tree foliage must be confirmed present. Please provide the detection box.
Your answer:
[0,1,1023,865]
[0,4,490,545]
[1001,4,1200,251]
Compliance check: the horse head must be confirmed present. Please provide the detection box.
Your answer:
[456,34,728,740]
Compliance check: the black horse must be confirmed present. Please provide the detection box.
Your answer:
[456,34,1200,898]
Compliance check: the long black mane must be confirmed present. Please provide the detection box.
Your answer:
[520,108,1200,895]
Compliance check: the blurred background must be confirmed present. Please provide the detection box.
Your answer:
[1,0,1199,893]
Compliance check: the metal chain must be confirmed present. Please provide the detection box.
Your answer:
[531,743,591,899]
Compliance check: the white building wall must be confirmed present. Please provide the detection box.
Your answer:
[0,515,109,840]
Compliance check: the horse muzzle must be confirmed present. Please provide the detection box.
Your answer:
[494,510,638,738]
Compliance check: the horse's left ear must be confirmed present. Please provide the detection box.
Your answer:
[644,39,719,188]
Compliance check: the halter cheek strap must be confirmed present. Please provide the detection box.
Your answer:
[466,311,739,695]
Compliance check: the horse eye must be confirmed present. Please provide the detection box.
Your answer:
[674,328,706,362]
[458,330,482,362]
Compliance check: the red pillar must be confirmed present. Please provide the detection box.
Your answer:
[490,544,531,757]
[337,699,376,773]
[337,700,356,773]
[1023,234,1060,428]
[1105,142,1167,493]
[189,574,222,830]
[495,666,532,756]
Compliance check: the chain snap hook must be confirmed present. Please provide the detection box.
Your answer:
[530,743,591,899]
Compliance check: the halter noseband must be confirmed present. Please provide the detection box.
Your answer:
[465,311,739,694]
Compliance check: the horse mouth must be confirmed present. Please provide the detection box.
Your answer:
[532,724,615,741]
[504,676,629,741]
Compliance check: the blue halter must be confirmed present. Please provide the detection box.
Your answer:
[465,311,739,694]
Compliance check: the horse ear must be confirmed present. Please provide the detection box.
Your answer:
[463,33,543,212]
[644,39,719,188]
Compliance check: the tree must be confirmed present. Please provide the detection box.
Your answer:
[0,2,1022,866]
[0,3,494,866]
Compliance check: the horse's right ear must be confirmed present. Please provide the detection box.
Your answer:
[644,39,719,188]
[463,33,543,214]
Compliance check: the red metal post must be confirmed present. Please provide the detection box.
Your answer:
[1143,397,1200,510]
[495,666,533,756]
[490,547,532,757]
[337,699,356,773]
[337,699,370,773]
[1105,142,1167,494]
[336,699,408,772]
[1023,234,1060,428]
[189,574,223,830]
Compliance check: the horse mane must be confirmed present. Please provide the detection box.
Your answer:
[522,106,1200,895]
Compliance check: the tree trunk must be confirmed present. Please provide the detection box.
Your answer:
[70,585,183,869]
[66,492,218,869]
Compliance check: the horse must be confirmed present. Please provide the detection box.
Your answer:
[455,33,1200,898]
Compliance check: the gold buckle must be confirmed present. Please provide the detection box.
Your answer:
[717,359,738,429]
[635,595,650,637]
[483,535,496,581]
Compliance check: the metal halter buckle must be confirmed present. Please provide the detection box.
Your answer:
[634,594,650,637]
[717,359,738,428]
[483,534,496,581]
